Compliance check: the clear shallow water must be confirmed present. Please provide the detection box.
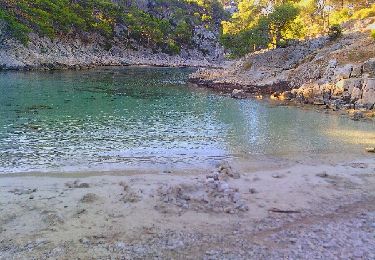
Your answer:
[0,67,374,174]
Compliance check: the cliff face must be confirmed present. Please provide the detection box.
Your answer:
[0,28,223,70]
[190,17,375,112]
[0,0,225,70]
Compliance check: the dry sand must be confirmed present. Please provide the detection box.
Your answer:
[1,156,374,259]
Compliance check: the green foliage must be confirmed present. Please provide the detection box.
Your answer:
[0,0,225,54]
[352,4,375,20]
[328,24,343,40]
[174,21,193,44]
[0,9,31,44]
[165,39,181,55]
[371,30,375,40]
[267,3,300,47]
[221,0,375,57]
[220,1,300,56]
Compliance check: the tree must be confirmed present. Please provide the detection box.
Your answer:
[267,3,300,47]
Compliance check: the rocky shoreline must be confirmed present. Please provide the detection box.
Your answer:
[189,32,375,120]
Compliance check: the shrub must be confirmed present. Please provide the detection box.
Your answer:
[165,39,181,55]
[371,30,375,40]
[328,24,342,40]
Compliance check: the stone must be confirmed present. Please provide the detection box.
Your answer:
[218,182,230,192]
[351,87,362,102]
[313,99,325,105]
[281,91,294,100]
[361,78,375,108]
[316,172,329,178]
[298,83,315,99]
[232,192,241,203]
[351,64,363,78]
[9,188,37,195]
[231,89,247,99]
[336,78,363,94]
[334,64,353,80]
[80,193,99,203]
[229,171,241,179]
[363,58,375,77]
[351,111,364,121]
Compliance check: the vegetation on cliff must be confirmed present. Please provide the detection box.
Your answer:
[0,0,226,54]
[221,0,375,57]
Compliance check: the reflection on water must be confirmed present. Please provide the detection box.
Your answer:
[0,67,374,174]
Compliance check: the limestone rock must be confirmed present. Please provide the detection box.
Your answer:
[361,78,375,108]
[351,111,364,121]
[334,64,353,80]
[351,64,363,78]
[336,78,363,93]
[363,59,375,77]
[231,89,246,99]
[351,87,363,102]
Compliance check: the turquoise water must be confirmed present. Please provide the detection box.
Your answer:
[0,67,374,173]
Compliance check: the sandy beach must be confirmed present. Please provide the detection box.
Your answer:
[1,155,374,259]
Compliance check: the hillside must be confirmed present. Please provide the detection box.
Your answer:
[0,0,227,69]
[190,17,375,115]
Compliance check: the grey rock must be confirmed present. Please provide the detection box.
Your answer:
[363,58,375,77]
[231,89,247,99]
[361,78,375,108]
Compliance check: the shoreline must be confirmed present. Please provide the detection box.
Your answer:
[1,156,374,258]
[1,149,374,178]
[0,60,225,72]
[188,79,375,122]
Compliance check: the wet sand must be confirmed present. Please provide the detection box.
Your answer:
[1,156,375,259]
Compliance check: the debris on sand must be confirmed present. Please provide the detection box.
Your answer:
[119,181,142,203]
[218,161,240,179]
[156,162,248,214]
[80,193,99,203]
[316,172,329,178]
[9,188,37,195]
[65,180,90,189]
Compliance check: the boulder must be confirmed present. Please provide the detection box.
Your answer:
[297,83,316,99]
[333,82,345,96]
[351,64,363,78]
[361,78,375,108]
[336,78,363,93]
[351,87,362,102]
[280,91,294,100]
[351,111,364,121]
[334,64,353,80]
[231,89,247,99]
[363,59,375,77]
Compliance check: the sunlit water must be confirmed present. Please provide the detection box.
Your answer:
[0,67,374,174]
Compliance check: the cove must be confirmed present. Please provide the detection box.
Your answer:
[0,67,374,174]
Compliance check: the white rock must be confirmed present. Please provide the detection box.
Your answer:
[231,89,246,99]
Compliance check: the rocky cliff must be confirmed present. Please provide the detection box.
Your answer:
[189,18,375,116]
[0,29,223,70]
[0,0,225,70]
